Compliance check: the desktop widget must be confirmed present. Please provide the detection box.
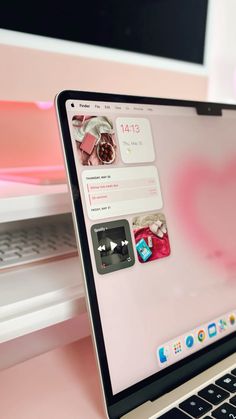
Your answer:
[157,310,236,367]
[91,219,135,274]
[132,212,171,263]
[72,115,117,166]
[115,117,155,164]
[72,114,156,167]
[82,165,162,221]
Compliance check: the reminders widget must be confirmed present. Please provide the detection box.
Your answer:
[82,166,163,220]
[116,117,155,164]
[91,220,135,274]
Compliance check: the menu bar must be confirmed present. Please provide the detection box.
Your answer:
[66,99,195,116]
[68,100,155,114]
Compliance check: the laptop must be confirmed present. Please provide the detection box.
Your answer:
[0,100,65,184]
[56,91,236,419]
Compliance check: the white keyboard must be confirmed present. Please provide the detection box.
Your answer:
[0,217,78,271]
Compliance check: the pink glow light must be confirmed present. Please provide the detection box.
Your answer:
[35,101,53,110]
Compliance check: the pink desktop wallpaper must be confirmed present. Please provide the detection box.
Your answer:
[67,102,236,395]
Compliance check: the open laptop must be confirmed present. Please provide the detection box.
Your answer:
[56,91,236,419]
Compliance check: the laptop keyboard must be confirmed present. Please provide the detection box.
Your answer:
[158,369,236,419]
[0,219,78,270]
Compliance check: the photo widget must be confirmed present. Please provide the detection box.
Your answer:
[72,115,117,166]
[132,213,171,263]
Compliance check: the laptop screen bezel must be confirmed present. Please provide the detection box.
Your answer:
[56,90,236,419]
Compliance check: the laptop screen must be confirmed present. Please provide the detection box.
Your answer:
[65,98,236,395]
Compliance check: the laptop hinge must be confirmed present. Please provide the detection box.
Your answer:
[121,353,236,419]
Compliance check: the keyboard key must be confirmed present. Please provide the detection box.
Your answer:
[0,244,10,252]
[0,241,10,247]
[230,396,236,406]
[199,384,229,405]
[179,395,212,418]
[11,240,26,247]
[12,235,26,242]
[216,374,236,393]
[0,235,11,241]
[158,407,191,419]
[29,243,40,248]
[2,249,19,256]
[2,254,20,262]
[20,245,36,252]
[20,250,38,257]
[38,245,54,251]
[232,369,236,377]
[212,402,236,419]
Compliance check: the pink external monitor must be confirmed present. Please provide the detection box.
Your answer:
[0,100,66,184]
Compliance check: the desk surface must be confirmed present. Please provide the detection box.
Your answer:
[0,336,105,419]
[0,256,85,345]
[0,180,69,223]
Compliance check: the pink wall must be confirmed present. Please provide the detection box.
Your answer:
[0,44,207,102]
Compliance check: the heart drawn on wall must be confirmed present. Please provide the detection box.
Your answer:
[173,159,236,276]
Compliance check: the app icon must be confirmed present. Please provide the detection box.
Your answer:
[229,313,236,326]
[173,340,182,355]
[158,346,169,365]
[218,319,227,332]
[208,323,217,338]
[197,329,206,343]
[185,335,194,349]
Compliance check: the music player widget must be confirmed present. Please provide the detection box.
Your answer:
[91,220,135,274]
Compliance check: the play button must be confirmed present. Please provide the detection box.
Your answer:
[110,241,117,252]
